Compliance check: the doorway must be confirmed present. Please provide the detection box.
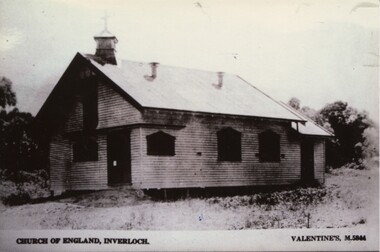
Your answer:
[107,130,131,185]
[301,138,314,182]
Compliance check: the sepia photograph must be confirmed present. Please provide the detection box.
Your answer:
[0,0,378,251]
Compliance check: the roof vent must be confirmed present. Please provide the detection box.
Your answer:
[212,72,224,89]
[144,62,159,81]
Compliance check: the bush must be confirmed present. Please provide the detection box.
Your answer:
[2,192,31,206]
[343,161,366,170]
[0,169,50,205]
[255,193,280,205]
[319,101,373,167]
[1,76,49,174]
[1,169,49,185]
[208,186,330,209]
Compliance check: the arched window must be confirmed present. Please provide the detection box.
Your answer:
[217,127,242,161]
[258,130,280,162]
[73,135,98,162]
[146,131,175,156]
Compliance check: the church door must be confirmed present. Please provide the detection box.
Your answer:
[107,130,131,185]
[301,138,315,182]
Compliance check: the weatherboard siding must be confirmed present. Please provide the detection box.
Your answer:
[69,134,108,190]
[51,130,141,192]
[138,110,302,189]
[63,78,142,133]
[50,134,71,193]
[314,139,325,183]
[68,129,143,190]
[63,95,82,133]
[97,80,142,129]
[131,128,143,186]
[50,76,143,193]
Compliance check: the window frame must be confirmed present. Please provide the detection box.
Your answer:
[217,127,242,162]
[146,131,176,156]
[258,130,281,163]
[72,134,98,162]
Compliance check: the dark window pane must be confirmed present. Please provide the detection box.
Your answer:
[73,135,98,162]
[146,131,175,156]
[82,80,98,130]
[258,130,280,162]
[217,127,242,162]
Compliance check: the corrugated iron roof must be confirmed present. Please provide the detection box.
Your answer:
[82,53,305,121]
[291,121,334,137]
[279,102,334,137]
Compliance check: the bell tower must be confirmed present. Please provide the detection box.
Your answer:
[94,13,118,65]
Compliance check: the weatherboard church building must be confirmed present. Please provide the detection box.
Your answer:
[36,26,332,195]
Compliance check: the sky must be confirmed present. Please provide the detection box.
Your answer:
[0,0,378,121]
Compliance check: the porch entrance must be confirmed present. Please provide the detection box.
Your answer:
[301,138,315,182]
[107,130,131,185]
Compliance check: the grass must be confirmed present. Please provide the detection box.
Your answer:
[0,165,378,230]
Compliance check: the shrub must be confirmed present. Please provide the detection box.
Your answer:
[343,161,366,170]
[319,101,373,167]
[0,169,50,205]
[255,193,280,205]
[2,192,31,206]
[208,186,330,210]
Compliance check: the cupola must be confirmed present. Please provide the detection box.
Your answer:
[93,14,118,65]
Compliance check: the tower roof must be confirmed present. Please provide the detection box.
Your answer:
[94,12,116,39]
[94,28,117,39]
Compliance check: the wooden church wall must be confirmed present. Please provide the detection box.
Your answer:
[97,80,142,129]
[50,76,143,193]
[50,134,71,194]
[137,110,303,189]
[314,139,326,183]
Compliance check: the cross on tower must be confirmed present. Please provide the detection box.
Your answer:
[101,11,111,31]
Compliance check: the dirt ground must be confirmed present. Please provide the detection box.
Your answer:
[0,167,378,230]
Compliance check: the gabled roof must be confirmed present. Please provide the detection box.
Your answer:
[80,53,305,122]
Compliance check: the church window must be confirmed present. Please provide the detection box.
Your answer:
[258,130,280,162]
[217,127,242,162]
[147,131,176,156]
[73,134,98,162]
